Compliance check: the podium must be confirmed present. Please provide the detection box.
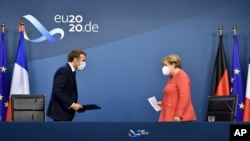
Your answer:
[11,94,46,122]
[206,95,237,121]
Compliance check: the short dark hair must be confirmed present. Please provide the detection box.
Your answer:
[68,49,86,62]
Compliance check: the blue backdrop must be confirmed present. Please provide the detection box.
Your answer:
[1,0,250,122]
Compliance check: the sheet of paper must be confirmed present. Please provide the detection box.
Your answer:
[148,96,161,112]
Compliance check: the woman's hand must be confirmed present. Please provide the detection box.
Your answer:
[157,101,162,106]
[174,116,181,122]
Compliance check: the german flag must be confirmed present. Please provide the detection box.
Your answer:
[211,34,230,96]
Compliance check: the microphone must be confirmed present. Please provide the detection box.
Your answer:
[225,101,233,112]
[224,101,235,121]
[31,98,37,122]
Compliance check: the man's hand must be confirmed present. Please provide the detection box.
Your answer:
[72,103,83,111]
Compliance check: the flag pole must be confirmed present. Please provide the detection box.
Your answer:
[233,25,237,35]
[20,21,24,32]
[219,26,223,36]
[1,23,5,33]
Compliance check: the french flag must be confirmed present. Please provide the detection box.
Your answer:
[243,59,250,122]
[5,29,30,121]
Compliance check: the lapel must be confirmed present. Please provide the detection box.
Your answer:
[66,63,78,92]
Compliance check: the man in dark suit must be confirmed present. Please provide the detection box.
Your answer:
[47,49,86,121]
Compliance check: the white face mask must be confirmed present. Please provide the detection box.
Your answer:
[77,62,86,70]
[162,66,170,76]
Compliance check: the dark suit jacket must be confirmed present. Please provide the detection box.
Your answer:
[47,63,78,121]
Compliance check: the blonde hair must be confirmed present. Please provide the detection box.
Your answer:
[161,54,182,68]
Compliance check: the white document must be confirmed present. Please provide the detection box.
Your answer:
[148,96,161,112]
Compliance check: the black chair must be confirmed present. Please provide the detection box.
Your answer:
[206,95,238,121]
[11,94,45,122]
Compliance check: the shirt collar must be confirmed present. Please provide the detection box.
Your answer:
[68,62,76,72]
